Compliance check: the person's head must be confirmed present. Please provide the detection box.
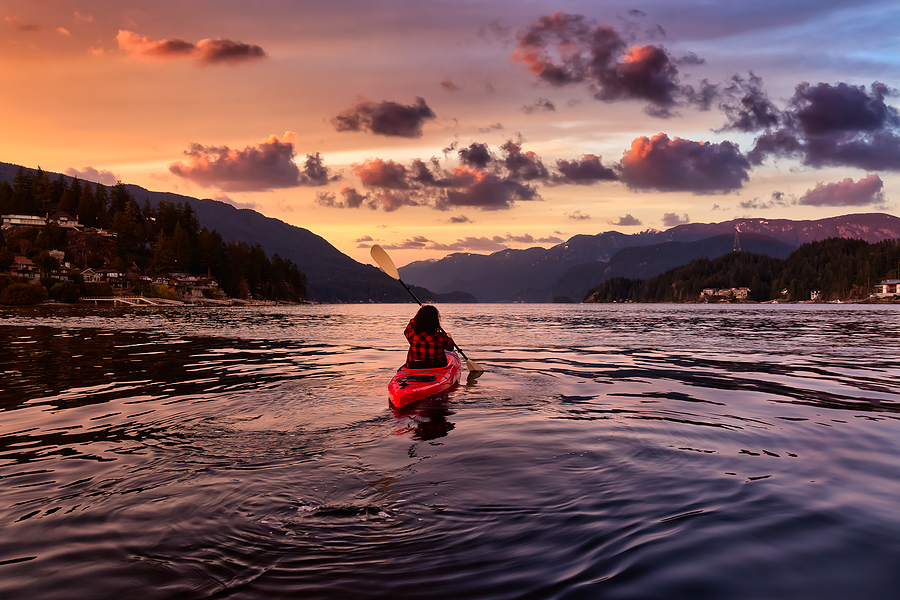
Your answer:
[414,304,441,334]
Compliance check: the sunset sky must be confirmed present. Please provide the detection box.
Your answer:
[2,0,899,266]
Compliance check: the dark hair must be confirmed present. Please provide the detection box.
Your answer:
[414,305,441,334]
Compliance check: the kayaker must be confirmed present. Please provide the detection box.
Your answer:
[405,305,455,369]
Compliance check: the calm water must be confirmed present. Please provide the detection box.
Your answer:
[1,303,899,599]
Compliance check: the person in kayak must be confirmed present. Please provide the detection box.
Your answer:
[405,305,455,368]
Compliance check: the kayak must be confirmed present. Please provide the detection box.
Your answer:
[388,351,461,408]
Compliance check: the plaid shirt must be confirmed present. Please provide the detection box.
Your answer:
[405,318,454,365]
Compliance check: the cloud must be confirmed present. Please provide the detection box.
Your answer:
[74,12,94,23]
[353,158,412,190]
[662,212,690,226]
[522,98,556,114]
[718,73,781,132]
[5,16,39,32]
[798,174,885,206]
[332,97,436,138]
[478,122,504,133]
[566,210,591,220]
[618,133,751,193]
[449,215,472,223]
[441,78,461,92]
[749,82,900,171]
[610,214,643,226]
[739,191,792,210]
[501,139,548,181]
[65,166,119,186]
[381,232,559,252]
[57,27,70,36]
[356,235,374,243]
[168,132,337,192]
[554,154,617,184]
[458,142,493,168]
[511,11,709,115]
[116,30,266,65]
[316,185,369,209]
[439,167,540,210]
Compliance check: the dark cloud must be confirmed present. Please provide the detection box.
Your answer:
[798,174,885,206]
[566,210,591,220]
[750,82,900,171]
[719,73,781,132]
[168,133,336,192]
[316,185,368,209]
[196,38,267,64]
[522,98,556,114]
[458,142,493,168]
[662,213,690,226]
[441,78,461,92]
[332,97,436,138]
[511,11,708,115]
[618,133,751,193]
[116,30,266,65]
[610,214,643,226]
[554,154,617,184]
[500,140,549,181]
[439,169,540,210]
[449,215,472,223]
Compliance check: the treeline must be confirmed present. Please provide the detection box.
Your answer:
[585,238,900,303]
[0,167,306,302]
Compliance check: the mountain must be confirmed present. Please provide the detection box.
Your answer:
[516,232,797,302]
[0,162,412,302]
[400,214,900,302]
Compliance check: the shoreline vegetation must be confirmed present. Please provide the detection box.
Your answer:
[582,237,900,304]
[1,167,307,306]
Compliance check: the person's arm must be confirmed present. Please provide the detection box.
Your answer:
[404,318,416,342]
[443,333,455,350]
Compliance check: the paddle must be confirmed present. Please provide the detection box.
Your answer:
[370,244,485,373]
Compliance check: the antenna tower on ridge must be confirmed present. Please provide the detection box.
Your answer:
[733,226,742,252]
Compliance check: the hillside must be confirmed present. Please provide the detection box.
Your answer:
[401,214,900,302]
[0,162,418,303]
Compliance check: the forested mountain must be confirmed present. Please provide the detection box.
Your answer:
[514,232,797,302]
[0,162,421,302]
[400,214,900,302]
[0,165,307,301]
[584,238,900,303]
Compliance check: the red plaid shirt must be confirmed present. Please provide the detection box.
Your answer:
[405,318,454,365]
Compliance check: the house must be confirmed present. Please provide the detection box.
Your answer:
[80,268,101,283]
[2,214,47,228]
[49,211,83,230]
[11,256,38,279]
[874,279,900,296]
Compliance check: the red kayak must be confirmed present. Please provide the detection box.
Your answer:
[388,351,461,408]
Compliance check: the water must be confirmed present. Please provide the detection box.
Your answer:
[1,303,899,599]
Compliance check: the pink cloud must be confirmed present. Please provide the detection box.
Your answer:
[168,132,336,192]
[116,30,266,65]
[799,174,885,206]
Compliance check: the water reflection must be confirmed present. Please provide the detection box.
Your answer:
[1,304,900,599]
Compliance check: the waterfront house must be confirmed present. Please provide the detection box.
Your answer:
[875,279,900,296]
[80,268,101,283]
[11,256,38,279]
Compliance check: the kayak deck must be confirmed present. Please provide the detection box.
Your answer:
[388,351,461,408]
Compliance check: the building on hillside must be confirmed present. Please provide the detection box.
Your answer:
[2,214,47,228]
[874,279,900,296]
[49,211,83,230]
[700,287,751,300]
[80,268,101,283]
[11,256,38,279]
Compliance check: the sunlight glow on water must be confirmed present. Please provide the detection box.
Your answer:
[1,303,899,599]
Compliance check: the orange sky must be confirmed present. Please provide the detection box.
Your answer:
[2,0,899,266]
